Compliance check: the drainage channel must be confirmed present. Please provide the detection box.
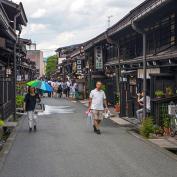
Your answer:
[165,148,177,155]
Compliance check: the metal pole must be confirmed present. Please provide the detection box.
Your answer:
[117,43,121,99]
[13,11,21,120]
[116,42,121,105]
[143,33,147,119]
[132,21,147,119]
[115,67,119,95]
[13,16,17,120]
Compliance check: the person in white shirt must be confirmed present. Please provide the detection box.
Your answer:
[66,80,71,98]
[71,82,78,98]
[88,81,108,135]
[136,91,151,122]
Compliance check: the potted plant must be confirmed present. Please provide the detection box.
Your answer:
[0,119,4,127]
[140,117,154,138]
[165,86,174,97]
[163,115,171,136]
[101,84,106,92]
[153,125,164,136]
[16,95,25,108]
[114,94,120,112]
[155,90,164,98]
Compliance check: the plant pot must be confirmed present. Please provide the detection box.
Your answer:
[163,127,171,136]
[114,104,120,112]
[165,94,173,98]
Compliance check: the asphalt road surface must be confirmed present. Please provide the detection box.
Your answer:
[0,98,177,177]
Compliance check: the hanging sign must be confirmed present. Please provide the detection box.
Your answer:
[94,46,103,70]
[138,68,160,79]
[6,68,11,75]
[25,74,28,80]
[77,59,82,73]
[17,75,22,81]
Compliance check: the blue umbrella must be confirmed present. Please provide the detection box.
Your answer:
[40,81,53,92]
[27,80,53,92]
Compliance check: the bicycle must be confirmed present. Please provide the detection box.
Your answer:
[168,104,177,137]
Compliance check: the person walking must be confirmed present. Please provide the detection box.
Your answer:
[73,82,78,99]
[57,83,63,98]
[24,87,41,132]
[66,80,71,98]
[62,81,67,98]
[88,81,108,135]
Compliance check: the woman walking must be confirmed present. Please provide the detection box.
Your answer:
[24,87,41,132]
[57,84,63,98]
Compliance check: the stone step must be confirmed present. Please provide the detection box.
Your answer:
[110,117,132,126]
[149,138,177,150]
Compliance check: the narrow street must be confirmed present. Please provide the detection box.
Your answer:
[0,98,177,177]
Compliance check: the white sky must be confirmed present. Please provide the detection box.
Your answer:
[14,0,144,57]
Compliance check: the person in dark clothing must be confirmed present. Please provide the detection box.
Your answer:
[24,87,41,132]
[48,82,52,97]
[57,84,62,98]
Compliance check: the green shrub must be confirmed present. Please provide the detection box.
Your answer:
[140,117,154,138]
[165,86,173,96]
[0,119,4,126]
[101,84,106,92]
[163,115,170,128]
[155,90,164,97]
[16,95,24,108]
[115,94,120,104]
[153,125,164,136]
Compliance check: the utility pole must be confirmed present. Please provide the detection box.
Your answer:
[13,11,21,120]
[107,15,113,28]
[132,21,147,119]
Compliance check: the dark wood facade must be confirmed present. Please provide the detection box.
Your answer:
[16,38,37,82]
[55,44,87,99]
[0,0,27,120]
[84,0,177,124]
[55,0,177,124]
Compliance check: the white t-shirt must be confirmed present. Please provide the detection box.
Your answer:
[139,96,151,110]
[66,81,71,87]
[90,89,106,111]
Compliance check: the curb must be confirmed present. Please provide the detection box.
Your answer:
[108,115,177,160]
[128,130,177,161]
[0,117,25,171]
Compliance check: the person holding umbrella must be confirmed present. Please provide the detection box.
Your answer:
[24,87,41,132]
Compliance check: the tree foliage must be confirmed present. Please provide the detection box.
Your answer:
[46,55,58,77]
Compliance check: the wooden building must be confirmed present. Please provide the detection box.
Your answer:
[54,0,177,124]
[0,0,27,120]
[16,38,37,82]
[55,44,87,98]
[84,0,177,125]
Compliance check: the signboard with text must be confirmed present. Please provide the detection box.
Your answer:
[94,46,103,70]
[77,59,82,73]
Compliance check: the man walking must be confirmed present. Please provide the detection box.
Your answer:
[88,81,108,135]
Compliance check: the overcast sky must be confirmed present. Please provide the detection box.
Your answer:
[14,0,144,57]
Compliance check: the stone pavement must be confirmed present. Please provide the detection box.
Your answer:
[0,98,177,177]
